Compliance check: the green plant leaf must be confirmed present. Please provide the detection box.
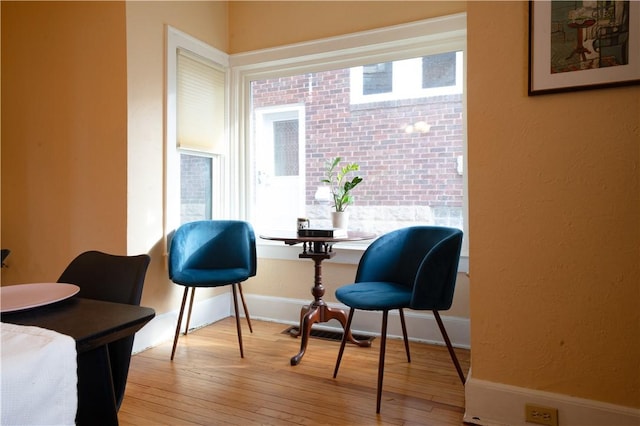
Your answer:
[321,157,363,212]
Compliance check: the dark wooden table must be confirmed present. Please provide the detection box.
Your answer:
[1,297,155,425]
[260,230,375,365]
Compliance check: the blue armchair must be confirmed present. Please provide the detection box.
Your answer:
[168,220,257,360]
[332,226,465,413]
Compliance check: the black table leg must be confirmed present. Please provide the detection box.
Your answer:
[76,345,118,426]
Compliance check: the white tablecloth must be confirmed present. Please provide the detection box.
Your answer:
[1,322,77,426]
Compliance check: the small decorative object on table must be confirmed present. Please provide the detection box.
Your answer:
[297,217,310,231]
[297,228,348,238]
[321,157,363,229]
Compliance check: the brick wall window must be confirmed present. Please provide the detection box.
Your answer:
[363,62,392,95]
[251,51,464,235]
[180,153,212,223]
[422,52,457,88]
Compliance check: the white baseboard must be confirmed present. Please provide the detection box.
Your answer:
[132,292,231,353]
[245,293,470,348]
[464,371,640,426]
[133,292,470,353]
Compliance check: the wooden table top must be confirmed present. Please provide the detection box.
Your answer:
[1,297,155,353]
[260,230,376,245]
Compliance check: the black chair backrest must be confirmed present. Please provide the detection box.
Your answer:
[1,249,10,267]
[58,250,150,305]
[57,250,151,410]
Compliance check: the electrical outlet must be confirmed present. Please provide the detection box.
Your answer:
[525,404,559,426]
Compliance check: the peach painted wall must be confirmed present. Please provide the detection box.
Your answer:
[467,2,639,409]
[227,1,465,53]
[125,1,228,312]
[1,1,128,283]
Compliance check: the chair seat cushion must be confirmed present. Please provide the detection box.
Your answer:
[171,268,251,287]
[335,282,412,311]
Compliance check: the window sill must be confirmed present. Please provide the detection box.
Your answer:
[257,239,469,273]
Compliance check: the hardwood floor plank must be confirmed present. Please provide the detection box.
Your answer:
[120,318,470,425]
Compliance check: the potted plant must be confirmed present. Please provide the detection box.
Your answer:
[321,157,363,229]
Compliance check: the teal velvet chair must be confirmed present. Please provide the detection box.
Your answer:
[332,226,465,413]
[168,220,257,360]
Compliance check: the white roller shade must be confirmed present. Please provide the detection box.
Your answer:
[177,48,226,153]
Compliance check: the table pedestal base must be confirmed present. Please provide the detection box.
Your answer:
[290,302,371,366]
[259,234,376,365]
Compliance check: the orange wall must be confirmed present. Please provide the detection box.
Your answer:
[467,1,639,408]
[1,1,128,282]
[228,1,465,53]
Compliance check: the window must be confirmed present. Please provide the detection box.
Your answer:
[273,120,300,176]
[249,57,464,236]
[363,62,392,95]
[180,153,213,223]
[231,13,468,261]
[166,27,228,233]
[351,52,463,104]
[422,52,457,88]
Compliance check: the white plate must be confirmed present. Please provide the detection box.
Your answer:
[1,283,80,313]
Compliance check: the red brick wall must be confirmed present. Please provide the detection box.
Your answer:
[251,68,464,209]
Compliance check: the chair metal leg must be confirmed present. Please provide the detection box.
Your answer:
[231,283,244,358]
[376,310,389,414]
[433,310,465,385]
[333,308,354,378]
[171,287,190,360]
[237,283,253,333]
[184,287,196,336]
[399,308,411,363]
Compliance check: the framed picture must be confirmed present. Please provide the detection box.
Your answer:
[528,0,640,95]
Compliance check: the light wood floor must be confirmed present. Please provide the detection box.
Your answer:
[119,318,470,425]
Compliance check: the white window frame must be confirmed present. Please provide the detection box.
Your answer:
[228,13,468,270]
[165,26,230,236]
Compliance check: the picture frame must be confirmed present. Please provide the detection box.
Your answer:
[528,0,640,95]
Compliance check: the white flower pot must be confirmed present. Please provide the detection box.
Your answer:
[331,211,349,229]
